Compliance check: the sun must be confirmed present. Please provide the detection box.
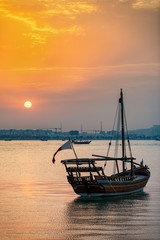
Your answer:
[24,101,32,108]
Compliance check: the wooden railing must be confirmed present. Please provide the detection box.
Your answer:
[95,175,134,182]
[67,166,103,172]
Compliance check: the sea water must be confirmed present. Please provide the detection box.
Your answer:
[0,140,160,240]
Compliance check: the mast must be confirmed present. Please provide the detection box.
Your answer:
[119,89,125,173]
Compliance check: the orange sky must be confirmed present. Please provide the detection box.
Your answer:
[0,0,160,130]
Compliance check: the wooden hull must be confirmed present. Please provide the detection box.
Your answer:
[77,187,144,197]
[67,168,150,197]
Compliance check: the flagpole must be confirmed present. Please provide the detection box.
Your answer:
[69,139,78,160]
[69,139,80,177]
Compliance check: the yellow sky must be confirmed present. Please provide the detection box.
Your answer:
[0,0,160,130]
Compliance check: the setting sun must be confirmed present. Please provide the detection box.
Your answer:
[24,101,32,108]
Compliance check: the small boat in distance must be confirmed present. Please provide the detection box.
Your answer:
[72,140,91,144]
[52,89,150,196]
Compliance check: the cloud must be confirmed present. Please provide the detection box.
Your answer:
[0,7,84,35]
[0,0,98,35]
[118,0,160,9]
[1,62,159,73]
[44,1,97,17]
[132,0,160,9]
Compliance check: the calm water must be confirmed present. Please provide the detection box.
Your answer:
[0,140,160,240]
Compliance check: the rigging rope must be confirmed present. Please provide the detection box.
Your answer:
[123,105,134,176]
[104,103,119,170]
[113,103,121,174]
[123,105,133,158]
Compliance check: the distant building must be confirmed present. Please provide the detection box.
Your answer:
[69,130,79,136]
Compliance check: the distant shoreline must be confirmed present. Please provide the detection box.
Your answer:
[0,125,159,141]
[0,137,159,141]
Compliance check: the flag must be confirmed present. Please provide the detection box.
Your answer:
[52,141,72,164]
